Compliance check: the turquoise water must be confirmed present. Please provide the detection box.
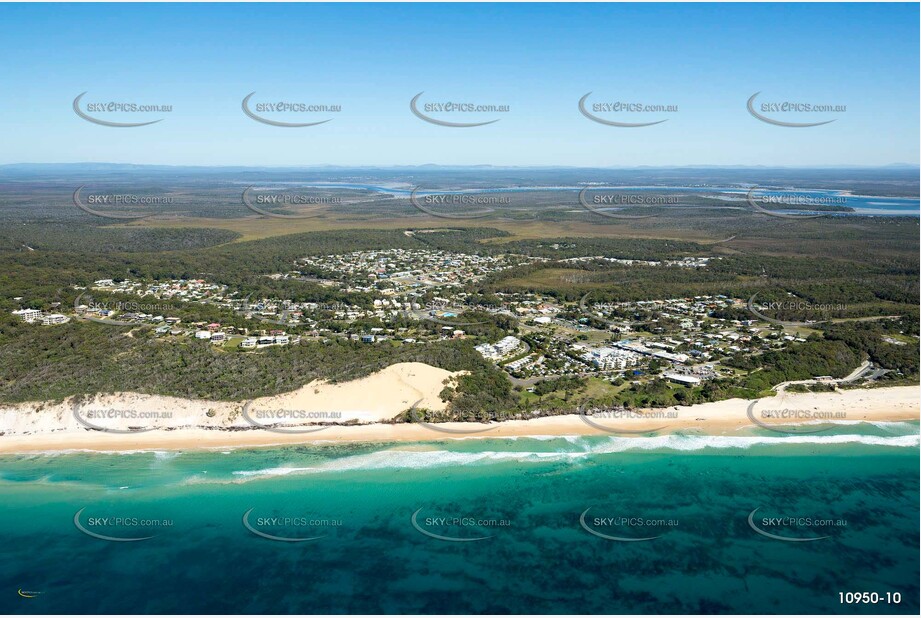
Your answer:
[1,422,918,614]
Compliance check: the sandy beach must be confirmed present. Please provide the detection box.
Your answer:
[0,362,917,453]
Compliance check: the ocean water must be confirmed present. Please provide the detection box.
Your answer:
[0,422,918,614]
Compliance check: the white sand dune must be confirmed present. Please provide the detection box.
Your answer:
[252,362,458,423]
[0,362,459,436]
[0,364,916,453]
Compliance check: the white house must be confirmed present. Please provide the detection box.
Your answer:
[40,313,70,326]
[12,308,42,323]
[475,336,522,360]
[584,347,638,370]
[663,373,701,386]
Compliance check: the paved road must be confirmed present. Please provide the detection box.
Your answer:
[774,359,873,393]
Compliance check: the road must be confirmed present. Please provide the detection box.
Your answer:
[774,359,874,393]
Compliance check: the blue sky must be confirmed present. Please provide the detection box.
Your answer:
[0,3,918,167]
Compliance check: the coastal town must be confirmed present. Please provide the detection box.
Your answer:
[9,246,802,391]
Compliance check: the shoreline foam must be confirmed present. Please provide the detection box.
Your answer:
[0,364,917,454]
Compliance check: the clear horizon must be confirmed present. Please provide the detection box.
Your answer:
[2,162,920,170]
[0,3,918,167]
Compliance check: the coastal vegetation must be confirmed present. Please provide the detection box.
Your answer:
[0,171,917,420]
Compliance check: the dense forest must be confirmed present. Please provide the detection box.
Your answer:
[0,185,917,417]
